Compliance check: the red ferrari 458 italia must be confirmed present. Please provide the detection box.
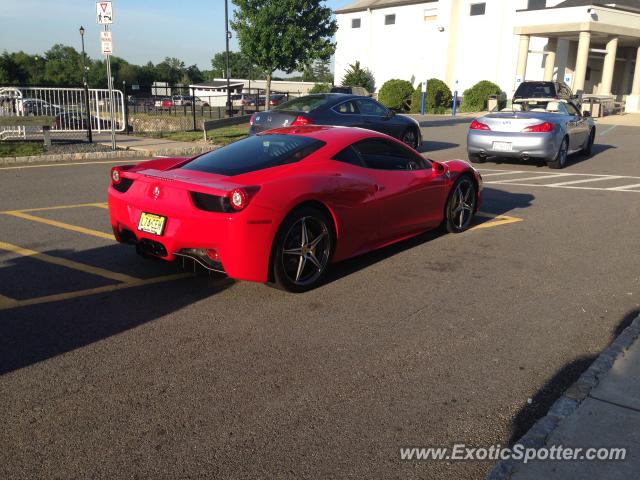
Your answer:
[108,126,482,292]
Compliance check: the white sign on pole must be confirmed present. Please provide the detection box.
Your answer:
[564,74,573,85]
[100,31,112,41]
[96,2,113,24]
[101,41,113,56]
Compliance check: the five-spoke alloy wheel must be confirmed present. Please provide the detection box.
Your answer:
[272,207,333,292]
[444,176,477,233]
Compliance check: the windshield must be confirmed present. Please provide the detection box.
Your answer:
[273,95,330,113]
[180,134,325,176]
[514,82,555,98]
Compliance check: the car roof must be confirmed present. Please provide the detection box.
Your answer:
[258,125,390,143]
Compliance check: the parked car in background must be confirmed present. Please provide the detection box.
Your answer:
[268,94,287,107]
[467,98,595,169]
[54,111,119,130]
[155,97,173,109]
[513,81,579,104]
[330,85,370,97]
[20,98,62,116]
[248,94,422,149]
[172,95,194,106]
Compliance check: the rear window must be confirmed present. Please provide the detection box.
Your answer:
[273,95,330,113]
[180,134,325,176]
[514,82,556,98]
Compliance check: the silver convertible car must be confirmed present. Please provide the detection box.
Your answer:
[467,99,595,169]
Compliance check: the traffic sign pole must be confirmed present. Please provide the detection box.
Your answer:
[104,24,116,150]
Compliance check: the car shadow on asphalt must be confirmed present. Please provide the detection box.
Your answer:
[322,187,534,287]
[0,245,234,376]
[507,307,640,445]
[418,141,459,153]
[478,144,616,169]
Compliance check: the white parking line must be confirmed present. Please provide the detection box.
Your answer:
[608,183,640,191]
[479,171,526,177]
[489,173,572,183]
[545,176,624,187]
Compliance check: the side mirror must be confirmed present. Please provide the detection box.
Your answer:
[582,110,591,117]
[432,161,446,175]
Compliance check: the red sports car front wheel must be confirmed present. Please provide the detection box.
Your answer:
[271,207,333,293]
[444,176,477,233]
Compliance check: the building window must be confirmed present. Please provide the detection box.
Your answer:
[470,3,486,16]
[385,14,395,25]
[351,18,361,28]
[424,7,437,22]
[527,0,546,9]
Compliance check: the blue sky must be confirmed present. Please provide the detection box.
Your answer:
[0,0,346,69]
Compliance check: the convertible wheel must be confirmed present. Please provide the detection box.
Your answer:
[271,207,333,293]
[468,153,485,164]
[444,176,477,233]
[548,137,568,169]
[582,129,595,157]
[401,128,419,150]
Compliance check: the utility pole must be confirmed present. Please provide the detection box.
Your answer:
[224,0,233,118]
[79,26,92,143]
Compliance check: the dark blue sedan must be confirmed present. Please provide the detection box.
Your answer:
[248,94,422,150]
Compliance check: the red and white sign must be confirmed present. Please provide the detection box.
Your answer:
[101,41,113,56]
[96,2,113,24]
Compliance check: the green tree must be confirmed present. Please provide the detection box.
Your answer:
[231,0,337,104]
[155,57,185,84]
[313,59,332,83]
[461,80,502,112]
[309,82,332,93]
[211,51,260,79]
[340,61,375,92]
[410,78,452,114]
[42,44,83,85]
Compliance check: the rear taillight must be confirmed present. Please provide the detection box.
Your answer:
[470,119,491,131]
[291,115,312,126]
[111,166,122,185]
[522,122,554,133]
[249,113,256,126]
[229,188,247,211]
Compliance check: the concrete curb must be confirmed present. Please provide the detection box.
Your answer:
[0,149,149,166]
[151,145,219,157]
[487,313,640,480]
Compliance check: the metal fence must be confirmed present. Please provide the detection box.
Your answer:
[0,86,125,141]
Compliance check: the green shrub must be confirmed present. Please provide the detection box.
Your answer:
[410,78,452,114]
[378,79,414,112]
[309,82,332,94]
[461,80,502,112]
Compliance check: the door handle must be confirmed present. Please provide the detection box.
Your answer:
[376,184,386,191]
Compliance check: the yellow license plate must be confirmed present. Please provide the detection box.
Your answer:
[138,212,166,236]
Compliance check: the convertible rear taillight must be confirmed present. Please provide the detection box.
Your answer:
[470,119,491,131]
[291,115,312,126]
[522,122,554,133]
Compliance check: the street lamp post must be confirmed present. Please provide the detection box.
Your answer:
[79,26,92,143]
[224,0,233,118]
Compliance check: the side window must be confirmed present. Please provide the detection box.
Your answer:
[333,101,359,115]
[351,139,427,171]
[355,99,388,116]
[332,145,365,167]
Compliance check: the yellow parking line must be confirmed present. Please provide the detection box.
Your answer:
[3,211,114,240]
[0,294,19,309]
[0,241,140,283]
[471,212,523,231]
[0,202,108,214]
[0,273,193,311]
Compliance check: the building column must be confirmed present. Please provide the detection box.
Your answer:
[573,31,591,93]
[627,44,640,112]
[543,38,558,81]
[516,35,530,80]
[600,37,619,95]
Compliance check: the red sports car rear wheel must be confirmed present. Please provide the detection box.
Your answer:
[271,207,333,292]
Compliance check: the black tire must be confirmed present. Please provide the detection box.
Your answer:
[468,153,485,164]
[444,176,477,233]
[270,207,334,293]
[401,127,420,150]
[547,137,568,169]
[582,128,595,157]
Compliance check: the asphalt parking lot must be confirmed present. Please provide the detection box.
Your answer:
[1,117,639,479]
